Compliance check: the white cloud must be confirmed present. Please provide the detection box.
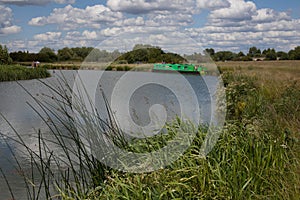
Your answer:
[33,32,61,41]
[184,0,300,52]
[196,0,230,10]
[28,5,123,30]
[0,0,75,6]
[253,8,290,23]
[209,0,257,22]
[0,5,21,35]
[107,0,198,14]
[113,16,145,27]
[82,30,98,40]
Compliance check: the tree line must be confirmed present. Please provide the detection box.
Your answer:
[8,47,123,63]
[1,44,300,64]
[200,46,300,62]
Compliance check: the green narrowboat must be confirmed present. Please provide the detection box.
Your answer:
[153,63,207,74]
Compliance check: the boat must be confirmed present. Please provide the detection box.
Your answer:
[153,63,207,74]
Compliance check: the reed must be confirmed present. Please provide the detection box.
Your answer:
[0,65,299,199]
[0,65,50,82]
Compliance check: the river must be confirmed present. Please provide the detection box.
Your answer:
[0,70,219,199]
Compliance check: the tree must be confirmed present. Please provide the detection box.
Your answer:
[38,47,57,62]
[0,44,13,64]
[288,46,300,60]
[213,51,236,62]
[263,48,277,60]
[248,46,261,57]
[205,48,215,56]
[276,51,289,60]
[58,47,74,61]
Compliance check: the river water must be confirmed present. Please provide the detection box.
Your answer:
[0,70,219,199]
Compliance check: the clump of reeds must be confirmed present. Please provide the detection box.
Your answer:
[0,68,299,199]
[0,65,50,82]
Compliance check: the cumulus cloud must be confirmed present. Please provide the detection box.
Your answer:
[28,5,123,30]
[0,5,21,34]
[209,0,257,22]
[184,0,300,52]
[107,0,197,14]
[253,8,290,23]
[33,32,61,41]
[4,0,300,53]
[82,30,98,40]
[196,0,230,10]
[0,0,75,6]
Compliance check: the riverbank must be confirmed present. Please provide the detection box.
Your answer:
[0,65,51,82]
[90,65,299,199]
[1,62,299,199]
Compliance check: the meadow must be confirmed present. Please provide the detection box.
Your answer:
[0,60,299,199]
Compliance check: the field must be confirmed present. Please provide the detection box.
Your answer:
[1,60,299,199]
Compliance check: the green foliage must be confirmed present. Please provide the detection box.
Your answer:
[10,51,38,62]
[277,51,289,60]
[205,48,215,56]
[0,65,50,81]
[115,47,187,64]
[288,46,300,60]
[95,71,299,200]
[248,46,262,57]
[1,69,299,199]
[0,44,12,64]
[262,48,277,60]
[38,47,58,62]
[213,51,237,62]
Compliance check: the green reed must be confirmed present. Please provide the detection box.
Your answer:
[0,68,299,199]
[0,65,50,82]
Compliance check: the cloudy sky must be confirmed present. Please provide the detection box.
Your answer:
[0,0,300,53]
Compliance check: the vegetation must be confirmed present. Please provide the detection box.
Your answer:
[0,65,50,81]
[114,45,187,64]
[93,65,300,199]
[0,61,299,199]
[6,43,300,65]
[186,46,300,62]
[0,44,13,64]
[10,46,122,63]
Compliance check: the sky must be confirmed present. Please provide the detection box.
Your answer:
[0,0,300,54]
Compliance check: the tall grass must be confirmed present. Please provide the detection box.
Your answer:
[0,65,50,81]
[0,66,299,199]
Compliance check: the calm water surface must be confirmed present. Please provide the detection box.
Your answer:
[0,70,218,199]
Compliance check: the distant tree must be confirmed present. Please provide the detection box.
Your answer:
[233,51,252,61]
[288,46,300,60]
[0,44,13,64]
[115,47,186,64]
[213,51,236,61]
[237,51,245,57]
[263,48,277,60]
[276,51,289,60]
[133,44,160,51]
[205,48,215,56]
[38,47,57,62]
[248,46,261,57]
[58,47,74,61]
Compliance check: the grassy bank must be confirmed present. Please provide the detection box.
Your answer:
[0,65,51,82]
[1,62,299,199]
[91,66,299,199]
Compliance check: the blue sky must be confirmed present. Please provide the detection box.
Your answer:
[0,0,300,53]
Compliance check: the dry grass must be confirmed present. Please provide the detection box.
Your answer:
[217,60,300,83]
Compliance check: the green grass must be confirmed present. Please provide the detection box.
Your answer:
[0,64,51,81]
[0,65,299,199]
